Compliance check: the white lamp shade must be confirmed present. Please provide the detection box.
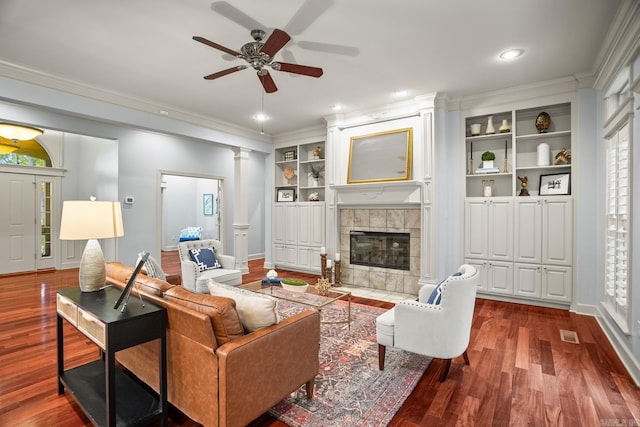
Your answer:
[60,201,124,240]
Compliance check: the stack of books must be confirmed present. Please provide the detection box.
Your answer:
[475,167,500,174]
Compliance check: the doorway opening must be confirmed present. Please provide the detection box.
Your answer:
[160,173,223,251]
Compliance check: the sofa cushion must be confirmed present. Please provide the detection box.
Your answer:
[189,247,221,271]
[194,269,243,293]
[207,281,279,332]
[163,286,244,346]
[132,275,174,297]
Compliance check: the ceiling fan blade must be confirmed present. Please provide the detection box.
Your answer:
[259,29,291,58]
[284,0,333,35]
[296,40,360,57]
[204,65,247,80]
[274,62,323,78]
[210,1,265,31]
[258,71,278,93]
[193,36,241,57]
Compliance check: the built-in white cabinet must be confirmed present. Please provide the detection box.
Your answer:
[464,198,513,261]
[272,202,325,273]
[513,197,573,302]
[463,101,574,306]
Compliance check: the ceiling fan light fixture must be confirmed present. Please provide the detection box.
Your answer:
[0,122,43,141]
[499,48,524,61]
[254,112,269,122]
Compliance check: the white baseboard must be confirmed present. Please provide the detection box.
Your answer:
[575,303,640,387]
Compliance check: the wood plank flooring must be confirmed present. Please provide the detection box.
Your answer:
[0,252,638,426]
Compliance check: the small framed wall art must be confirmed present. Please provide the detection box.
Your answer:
[539,172,571,196]
[277,188,295,202]
[203,194,214,215]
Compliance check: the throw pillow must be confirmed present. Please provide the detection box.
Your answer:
[207,280,279,332]
[427,272,463,305]
[189,247,221,271]
[179,226,203,242]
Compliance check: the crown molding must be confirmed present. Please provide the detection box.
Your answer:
[0,60,271,144]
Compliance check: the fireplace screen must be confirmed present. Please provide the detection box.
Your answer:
[350,231,410,271]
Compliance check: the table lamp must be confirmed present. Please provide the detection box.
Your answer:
[59,200,124,292]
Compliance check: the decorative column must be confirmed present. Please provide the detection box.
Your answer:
[232,147,250,273]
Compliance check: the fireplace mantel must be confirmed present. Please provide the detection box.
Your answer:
[330,180,422,205]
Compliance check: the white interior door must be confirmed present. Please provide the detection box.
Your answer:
[0,173,36,273]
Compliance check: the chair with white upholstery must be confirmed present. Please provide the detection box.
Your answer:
[177,239,242,292]
[375,264,479,382]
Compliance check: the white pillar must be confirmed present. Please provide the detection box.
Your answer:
[233,147,250,273]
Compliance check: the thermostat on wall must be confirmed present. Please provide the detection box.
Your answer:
[124,196,135,205]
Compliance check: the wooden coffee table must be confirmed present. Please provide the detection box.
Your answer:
[240,281,352,329]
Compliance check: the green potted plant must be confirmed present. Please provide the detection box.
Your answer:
[481,151,495,168]
[281,277,309,293]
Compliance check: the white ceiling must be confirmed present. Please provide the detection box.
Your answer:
[0,0,622,137]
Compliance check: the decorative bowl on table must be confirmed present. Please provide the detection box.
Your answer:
[281,278,309,293]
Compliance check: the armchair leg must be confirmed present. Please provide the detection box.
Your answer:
[378,344,386,371]
[439,359,452,382]
[305,379,315,399]
[463,350,470,365]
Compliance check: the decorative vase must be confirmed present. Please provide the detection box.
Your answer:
[470,123,482,136]
[312,178,319,187]
[537,142,550,166]
[535,112,551,133]
[499,119,511,133]
[486,116,495,134]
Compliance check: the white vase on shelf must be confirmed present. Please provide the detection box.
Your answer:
[486,116,495,134]
[537,142,550,166]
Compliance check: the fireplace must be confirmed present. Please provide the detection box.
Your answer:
[350,231,410,270]
[338,207,421,295]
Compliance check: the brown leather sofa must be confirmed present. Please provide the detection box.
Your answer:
[106,262,320,427]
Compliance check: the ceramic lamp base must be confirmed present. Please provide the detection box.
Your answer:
[79,239,107,292]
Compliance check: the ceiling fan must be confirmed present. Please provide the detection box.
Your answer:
[193,28,323,93]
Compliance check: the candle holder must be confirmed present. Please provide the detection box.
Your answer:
[320,253,327,279]
[334,259,341,286]
[325,265,333,285]
[503,157,509,173]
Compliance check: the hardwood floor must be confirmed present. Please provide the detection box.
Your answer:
[1,253,639,426]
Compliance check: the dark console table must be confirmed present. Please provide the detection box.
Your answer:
[57,286,167,427]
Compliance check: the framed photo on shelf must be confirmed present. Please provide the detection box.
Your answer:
[203,194,214,215]
[277,188,295,202]
[539,172,571,196]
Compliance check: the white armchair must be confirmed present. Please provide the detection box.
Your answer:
[376,264,479,381]
[177,239,242,292]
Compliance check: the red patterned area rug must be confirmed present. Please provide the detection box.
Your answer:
[270,300,430,427]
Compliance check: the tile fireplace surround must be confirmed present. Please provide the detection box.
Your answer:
[339,208,421,295]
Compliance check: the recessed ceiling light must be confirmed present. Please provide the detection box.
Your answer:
[331,104,343,111]
[254,112,269,122]
[393,90,409,97]
[499,49,524,61]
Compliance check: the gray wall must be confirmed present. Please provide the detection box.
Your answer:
[0,80,269,266]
